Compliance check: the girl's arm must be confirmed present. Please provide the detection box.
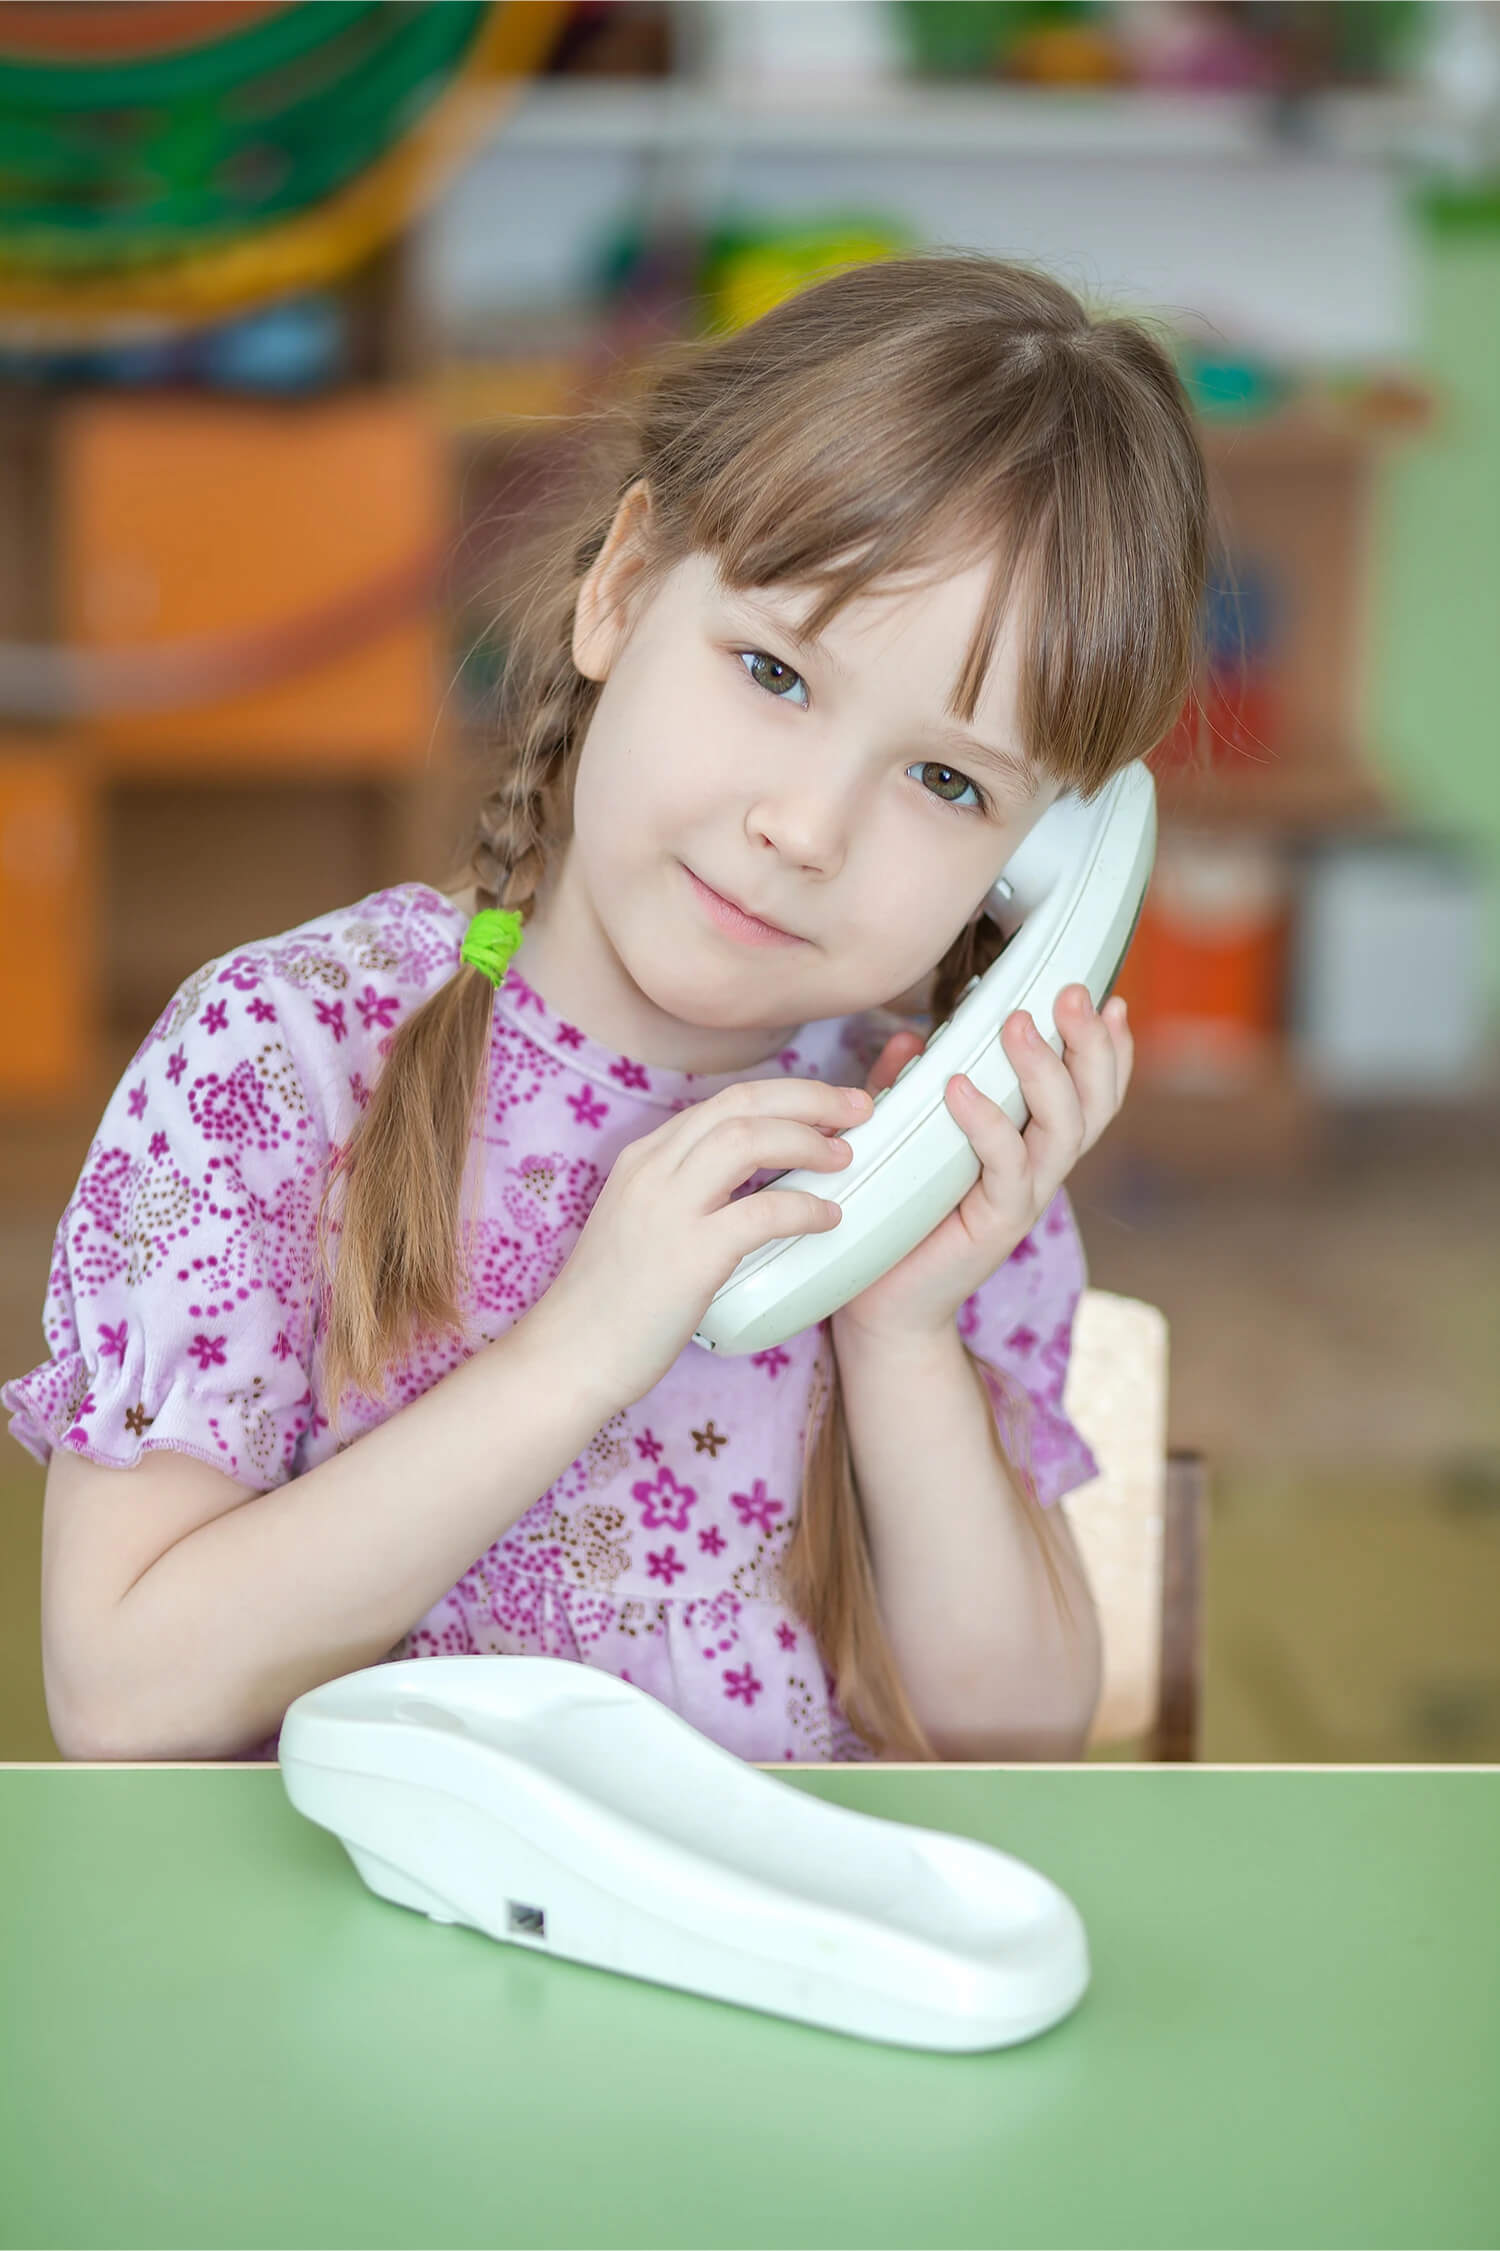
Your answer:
[43,1299,623,1762]
[831,1315,1103,1760]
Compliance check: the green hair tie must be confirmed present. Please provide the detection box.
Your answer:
[460,907,525,989]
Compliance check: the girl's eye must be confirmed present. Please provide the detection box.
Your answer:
[910,760,986,815]
[738,649,809,707]
[736,647,988,816]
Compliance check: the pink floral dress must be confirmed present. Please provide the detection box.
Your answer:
[4,883,1099,1763]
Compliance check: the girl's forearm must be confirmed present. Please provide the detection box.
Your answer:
[829,1314,1103,1760]
[83,1302,622,1761]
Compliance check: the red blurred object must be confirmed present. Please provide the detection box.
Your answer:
[0,1,284,61]
[1155,666,1283,774]
[1113,835,1291,1086]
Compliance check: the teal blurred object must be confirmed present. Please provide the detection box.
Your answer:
[1178,350,1288,418]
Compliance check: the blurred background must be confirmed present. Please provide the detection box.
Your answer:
[0,0,1496,1764]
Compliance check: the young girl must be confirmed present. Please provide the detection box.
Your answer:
[6,251,1211,1768]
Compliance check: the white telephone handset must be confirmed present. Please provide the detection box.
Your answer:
[691,759,1156,1356]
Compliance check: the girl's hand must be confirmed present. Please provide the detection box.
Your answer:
[529,1075,872,1410]
[831,986,1133,1346]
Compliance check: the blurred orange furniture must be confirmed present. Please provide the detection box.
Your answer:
[59,393,448,768]
[0,745,99,1102]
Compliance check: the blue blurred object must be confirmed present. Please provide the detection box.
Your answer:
[0,291,346,390]
[196,294,347,392]
[1203,556,1279,670]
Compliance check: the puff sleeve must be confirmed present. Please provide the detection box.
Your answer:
[2,961,329,1494]
[955,1186,1101,1510]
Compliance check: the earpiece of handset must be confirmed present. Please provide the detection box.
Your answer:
[981,874,1019,939]
[979,791,1082,938]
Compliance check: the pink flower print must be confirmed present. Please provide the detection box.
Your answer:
[377,1032,395,1059]
[498,1151,565,1232]
[248,995,277,1023]
[98,1320,129,1364]
[697,1525,725,1556]
[149,1130,168,1159]
[1045,1198,1069,1236]
[609,1057,650,1093]
[957,1292,982,1343]
[187,1057,284,1151]
[776,1621,798,1650]
[273,1331,296,1362]
[724,1663,763,1707]
[349,1071,371,1110]
[1010,1229,1039,1264]
[63,1392,97,1450]
[314,997,348,1044]
[646,1545,686,1585]
[567,1086,609,1130]
[632,1467,697,1532]
[218,955,263,993]
[1037,1317,1074,1403]
[75,1144,133,1236]
[555,1022,584,1049]
[127,1081,148,1120]
[202,999,229,1036]
[503,971,545,1014]
[634,1427,664,1462]
[188,1334,228,1371]
[750,1344,791,1378]
[166,1046,187,1085]
[355,985,400,1033]
[1005,1325,1040,1357]
[777,1048,799,1071]
[731,1479,784,1536]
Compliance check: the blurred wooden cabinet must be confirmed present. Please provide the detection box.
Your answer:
[0,746,99,1102]
[0,388,472,1116]
[59,392,448,769]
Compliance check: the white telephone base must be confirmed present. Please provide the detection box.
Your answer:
[279,1656,1091,2053]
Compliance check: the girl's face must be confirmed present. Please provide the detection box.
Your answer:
[518,486,1061,1075]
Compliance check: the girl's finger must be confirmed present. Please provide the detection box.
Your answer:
[865,1028,925,1100]
[1103,995,1134,1102]
[1002,1008,1085,1192]
[1054,984,1120,1149]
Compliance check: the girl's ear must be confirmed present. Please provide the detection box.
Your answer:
[573,479,654,681]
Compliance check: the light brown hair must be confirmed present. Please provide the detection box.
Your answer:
[316,251,1217,1758]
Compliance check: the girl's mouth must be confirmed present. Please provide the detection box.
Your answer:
[683,866,805,947]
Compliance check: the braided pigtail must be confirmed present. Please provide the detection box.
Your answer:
[312,473,626,1434]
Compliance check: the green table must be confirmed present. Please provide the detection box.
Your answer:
[1,1765,1494,2250]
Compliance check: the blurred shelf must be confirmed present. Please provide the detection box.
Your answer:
[432,356,1435,452]
[500,77,1481,165]
[1195,392,1437,462]
[1090,1051,1332,1184]
[432,354,594,433]
[1152,755,1396,835]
